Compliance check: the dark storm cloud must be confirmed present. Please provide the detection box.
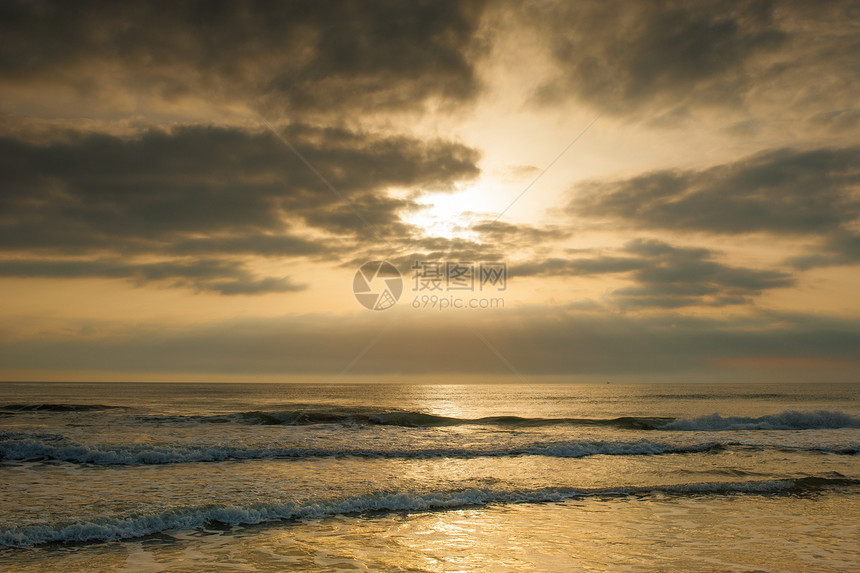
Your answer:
[531,0,786,115]
[570,147,860,235]
[469,220,570,244]
[787,232,860,270]
[0,0,489,115]
[512,239,793,308]
[0,258,304,295]
[0,124,480,250]
[206,276,304,296]
[2,307,858,377]
[0,124,481,293]
[301,194,420,239]
[168,234,324,258]
[529,0,859,121]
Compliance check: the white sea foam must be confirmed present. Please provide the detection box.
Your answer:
[0,436,724,465]
[129,409,860,431]
[1,477,853,547]
[658,410,860,431]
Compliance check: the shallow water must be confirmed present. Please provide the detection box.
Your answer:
[1,382,858,571]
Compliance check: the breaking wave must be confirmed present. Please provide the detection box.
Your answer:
[0,435,726,465]
[9,403,857,431]
[659,410,860,431]
[134,410,677,429]
[0,403,125,412]
[130,409,860,430]
[2,477,856,547]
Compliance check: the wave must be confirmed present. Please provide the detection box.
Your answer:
[131,408,860,431]
[3,434,857,466]
[0,403,125,412]
[6,403,853,432]
[0,436,726,465]
[136,409,676,429]
[660,410,860,431]
[0,431,66,441]
[2,477,856,548]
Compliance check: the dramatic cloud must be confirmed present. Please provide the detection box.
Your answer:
[0,125,480,246]
[0,124,481,292]
[0,1,857,382]
[570,147,860,235]
[513,239,794,308]
[469,220,570,244]
[386,222,569,268]
[788,231,860,270]
[0,0,489,116]
[532,0,784,114]
[341,221,570,272]
[0,258,304,295]
[529,0,859,122]
[167,234,324,258]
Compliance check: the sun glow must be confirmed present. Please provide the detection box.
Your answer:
[401,180,509,240]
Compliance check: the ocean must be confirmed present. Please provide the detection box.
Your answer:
[0,382,858,572]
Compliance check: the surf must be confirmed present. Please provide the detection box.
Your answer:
[2,477,856,548]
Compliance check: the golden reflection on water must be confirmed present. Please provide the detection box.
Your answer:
[3,493,858,572]
[407,384,472,419]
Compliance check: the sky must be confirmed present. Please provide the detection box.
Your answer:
[1,0,859,383]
